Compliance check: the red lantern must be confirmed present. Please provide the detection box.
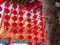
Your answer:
[40,33,44,38]
[12,3,17,9]
[4,15,10,20]
[40,11,42,16]
[12,22,17,27]
[34,42,39,45]
[19,17,23,21]
[12,29,18,34]
[19,35,24,40]
[57,15,60,24]
[33,9,37,14]
[33,20,37,24]
[27,13,31,17]
[34,37,38,41]
[19,29,23,33]
[27,9,31,12]
[19,23,23,27]
[33,26,38,30]
[19,11,24,16]
[27,24,31,28]
[19,5,24,10]
[41,39,45,44]
[57,15,60,18]
[4,8,10,13]
[40,17,43,21]
[27,18,31,22]
[12,10,17,14]
[40,27,43,30]
[4,22,10,26]
[0,6,2,11]
[27,30,32,34]
[40,22,43,26]
[12,16,17,21]
[0,14,1,18]
[27,35,32,40]
[34,31,38,35]
[27,42,32,45]
[0,0,3,5]
[33,15,37,19]
[5,1,10,8]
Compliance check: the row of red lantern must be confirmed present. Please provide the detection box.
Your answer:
[1,11,43,29]
[0,6,44,45]
[1,11,43,33]
[0,17,43,44]
[3,8,38,15]
[39,11,45,44]
[2,15,38,21]
[1,10,42,27]
[0,7,42,20]
[0,3,25,12]
[19,35,39,41]
[0,0,44,45]
[0,0,42,12]
[3,22,43,27]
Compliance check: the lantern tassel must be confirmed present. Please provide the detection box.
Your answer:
[7,38,11,45]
